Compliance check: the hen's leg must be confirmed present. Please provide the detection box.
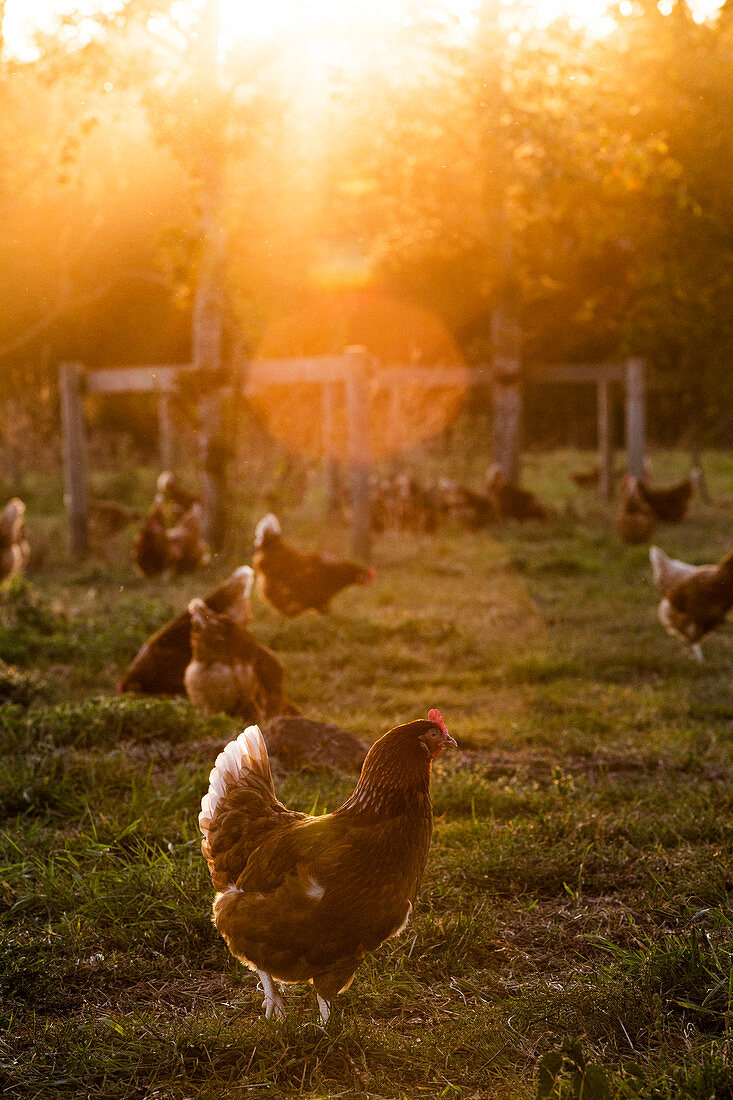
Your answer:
[316,993,330,1024]
[257,970,284,1019]
[691,643,704,663]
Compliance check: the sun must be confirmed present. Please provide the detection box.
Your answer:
[217,0,494,46]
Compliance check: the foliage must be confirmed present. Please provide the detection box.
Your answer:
[1,1,733,452]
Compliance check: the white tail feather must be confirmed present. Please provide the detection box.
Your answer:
[199,725,272,838]
[188,596,208,622]
[649,545,668,592]
[231,565,255,595]
[254,513,281,548]
[650,545,698,595]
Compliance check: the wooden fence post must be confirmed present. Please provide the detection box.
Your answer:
[625,358,646,479]
[321,379,341,516]
[158,394,174,469]
[198,391,227,553]
[344,346,371,562]
[491,307,522,483]
[59,361,89,556]
[596,378,613,501]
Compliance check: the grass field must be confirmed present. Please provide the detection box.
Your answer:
[1,442,733,1099]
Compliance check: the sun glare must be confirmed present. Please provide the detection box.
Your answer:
[2,0,727,59]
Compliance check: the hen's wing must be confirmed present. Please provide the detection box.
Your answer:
[668,565,732,621]
[200,726,306,892]
[229,627,300,719]
[649,546,699,596]
[212,804,421,995]
[255,543,312,615]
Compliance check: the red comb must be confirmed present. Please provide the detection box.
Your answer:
[428,708,447,735]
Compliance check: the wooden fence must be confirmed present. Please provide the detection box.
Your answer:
[59,353,646,561]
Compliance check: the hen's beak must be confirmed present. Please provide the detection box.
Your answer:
[431,731,457,758]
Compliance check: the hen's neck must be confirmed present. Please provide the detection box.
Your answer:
[336,742,432,821]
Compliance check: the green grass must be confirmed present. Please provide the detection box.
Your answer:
[2,443,733,1098]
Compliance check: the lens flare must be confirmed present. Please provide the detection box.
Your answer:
[247,290,469,462]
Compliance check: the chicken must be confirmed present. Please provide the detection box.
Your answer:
[636,469,701,523]
[199,711,456,1022]
[165,501,211,575]
[0,498,30,582]
[650,544,733,662]
[614,477,656,544]
[484,464,547,521]
[184,597,300,721]
[571,466,603,489]
[437,477,497,530]
[390,474,442,532]
[253,514,376,616]
[156,470,200,521]
[118,566,254,695]
[133,497,170,577]
[366,474,440,534]
[133,497,210,578]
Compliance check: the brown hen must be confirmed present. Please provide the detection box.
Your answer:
[156,470,200,521]
[253,513,375,616]
[650,545,733,661]
[636,469,701,522]
[166,501,211,575]
[133,497,170,577]
[615,477,656,544]
[484,464,547,520]
[184,598,300,721]
[199,712,455,1022]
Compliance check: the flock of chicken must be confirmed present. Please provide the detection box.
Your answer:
[603,465,733,661]
[2,461,732,1022]
[1,462,732,673]
[369,463,546,534]
[119,510,376,724]
[127,502,425,1022]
